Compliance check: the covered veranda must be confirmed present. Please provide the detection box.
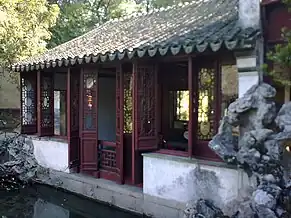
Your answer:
[13,0,261,190]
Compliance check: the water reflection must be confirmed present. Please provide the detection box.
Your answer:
[0,185,144,218]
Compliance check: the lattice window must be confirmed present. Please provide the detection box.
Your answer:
[137,66,156,137]
[83,72,97,130]
[197,68,216,140]
[41,76,53,128]
[21,78,36,126]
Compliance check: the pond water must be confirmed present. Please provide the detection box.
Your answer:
[0,185,146,218]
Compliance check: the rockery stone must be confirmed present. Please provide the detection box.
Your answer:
[184,83,291,218]
[0,132,40,191]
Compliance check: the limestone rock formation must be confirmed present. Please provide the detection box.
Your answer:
[185,83,291,218]
[0,132,40,191]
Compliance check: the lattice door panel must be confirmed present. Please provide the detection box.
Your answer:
[134,63,158,151]
[197,67,217,141]
[80,68,98,175]
[38,72,54,136]
[20,72,37,134]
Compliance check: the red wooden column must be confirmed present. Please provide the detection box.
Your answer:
[20,71,37,134]
[188,57,194,157]
[67,68,71,141]
[131,62,137,185]
[67,68,81,172]
[79,67,98,176]
[116,64,124,184]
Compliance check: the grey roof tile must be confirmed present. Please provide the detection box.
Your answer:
[14,0,260,72]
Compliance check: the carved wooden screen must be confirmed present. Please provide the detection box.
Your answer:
[68,68,80,172]
[197,66,216,141]
[115,65,124,183]
[21,72,37,134]
[194,61,220,159]
[37,72,54,136]
[134,63,158,151]
[80,68,98,176]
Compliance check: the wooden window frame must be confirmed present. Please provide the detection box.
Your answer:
[21,70,70,141]
[156,57,234,162]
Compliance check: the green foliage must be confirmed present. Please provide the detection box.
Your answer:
[265,0,291,87]
[149,0,191,9]
[47,0,192,48]
[47,2,90,48]
[47,0,140,48]
[0,0,59,67]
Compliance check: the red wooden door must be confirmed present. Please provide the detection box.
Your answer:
[20,71,37,134]
[37,71,54,136]
[134,63,159,151]
[68,68,80,172]
[115,66,124,184]
[80,68,98,176]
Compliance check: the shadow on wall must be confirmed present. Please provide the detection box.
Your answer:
[187,167,222,207]
[155,166,222,206]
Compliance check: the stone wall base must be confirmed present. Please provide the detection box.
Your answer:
[36,169,185,218]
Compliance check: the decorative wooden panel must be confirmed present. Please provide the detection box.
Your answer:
[68,68,80,172]
[124,72,133,133]
[115,65,124,183]
[83,72,97,131]
[98,141,117,169]
[37,72,54,136]
[197,67,216,141]
[80,68,98,175]
[20,72,37,134]
[134,63,158,151]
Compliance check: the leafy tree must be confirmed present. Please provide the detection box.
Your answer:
[134,0,191,11]
[0,0,59,86]
[46,1,90,48]
[0,0,59,68]
[265,0,291,88]
[47,0,192,48]
[47,0,141,48]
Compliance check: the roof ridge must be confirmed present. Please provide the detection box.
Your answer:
[34,0,200,58]
[23,0,207,60]
[13,0,258,72]
[109,0,202,23]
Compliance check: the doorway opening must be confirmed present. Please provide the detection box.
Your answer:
[97,71,117,177]
[160,61,189,152]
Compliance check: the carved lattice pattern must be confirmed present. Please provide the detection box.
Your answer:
[71,75,79,131]
[124,72,133,133]
[137,66,155,137]
[98,143,117,172]
[83,72,97,130]
[21,78,36,125]
[116,70,121,134]
[197,67,216,140]
[41,76,53,128]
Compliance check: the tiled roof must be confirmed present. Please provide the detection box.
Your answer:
[13,0,260,72]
